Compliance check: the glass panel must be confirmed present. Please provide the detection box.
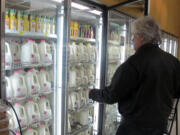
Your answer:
[4,0,62,134]
[67,1,103,134]
[104,10,134,135]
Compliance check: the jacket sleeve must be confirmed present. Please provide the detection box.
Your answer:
[174,60,180,98]
[89,60,139,104]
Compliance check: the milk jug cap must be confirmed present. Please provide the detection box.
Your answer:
[40,68,45,72]
[28,99,33,102]
[72,42,76,45]
[28,40,33,42]
[79,42,83,46]
[15,102,20,105]
[14,70,20,74]
[16,132,20,135]
[40,122,45,126]
[40,96,45,99]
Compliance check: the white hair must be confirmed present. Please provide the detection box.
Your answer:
[131,16,161,44]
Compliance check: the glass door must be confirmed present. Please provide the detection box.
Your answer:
[103,10,133,135]
[3,0,63,134]
[66,1,103,135]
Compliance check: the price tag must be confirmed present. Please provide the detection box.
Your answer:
[45,33,49,37]
[19,31,24,35]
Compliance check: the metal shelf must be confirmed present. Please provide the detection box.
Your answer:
[69,61,96,66]
[108,58,121,64]
[68,124,93,135]
[70,36,96,43]
[68,103,94,114]
[5,62,53,70]
[12,117,52,132]
[108,40,120,45]
[7,89,53,103]
[68,84,95,92]
[5,30,57,40]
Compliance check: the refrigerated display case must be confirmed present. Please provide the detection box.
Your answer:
[103,10,135,135]
[1,0,64,134]
[161,31,179,57]
[65,1,103,135]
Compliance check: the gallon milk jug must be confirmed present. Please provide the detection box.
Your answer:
[78,110,89,125]
[23,128,38,135]
[70,92,81,110]
[77,42,84,62]
[79,91,86,107]
[69,66,76,88]
[5,76,13,101]
[10,70,27,99]
[14,102,28,128]
[21,40,40,65]
[38,96,52,120]
[10,40,21,63]
[67,114,71,132]
[38,40,52,65]
[69,42,76,62]
[25,99,40,124]
[5,42,12,68]
[38,68,51,92]
[25,68,40,96]
[37,123,50,135]
[7,109,15,129]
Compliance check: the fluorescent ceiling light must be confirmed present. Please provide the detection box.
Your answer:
[71,2,89,10]
[89,10,102,15]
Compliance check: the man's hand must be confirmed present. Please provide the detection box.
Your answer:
[88,88,92,94]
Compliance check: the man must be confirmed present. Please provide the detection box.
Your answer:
[89,16,180,135]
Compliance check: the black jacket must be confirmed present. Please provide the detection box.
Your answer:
[89,43,180,128]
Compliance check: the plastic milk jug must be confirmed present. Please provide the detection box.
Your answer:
[79,91,87,107]
[25,68,40,95]
[5,77,13,101]
[14,102,28,128]
[37,123,50,135]
[78,110,89,125]
[25,99,40,124]
[77,42,84,62]
[21,40,40,65]
[38,96,52,120]
[38,68,51,92]
[69,66,76,88]
[10,40,21,63]
[7,109,15,129]
[70,92,81,110]
[5,42,12,68]
[10,70,27,99]
[23,128,38,135]
[67,115,71,132]
[38,40,52,64]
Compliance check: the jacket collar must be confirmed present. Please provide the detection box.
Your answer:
[136,42,159,53]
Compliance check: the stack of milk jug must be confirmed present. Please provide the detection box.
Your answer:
[5,40,53,69]
[7,96,52,132]
[5,68,52,101]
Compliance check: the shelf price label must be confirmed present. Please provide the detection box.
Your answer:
[45,33,49,37]
[19,31,24,35]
